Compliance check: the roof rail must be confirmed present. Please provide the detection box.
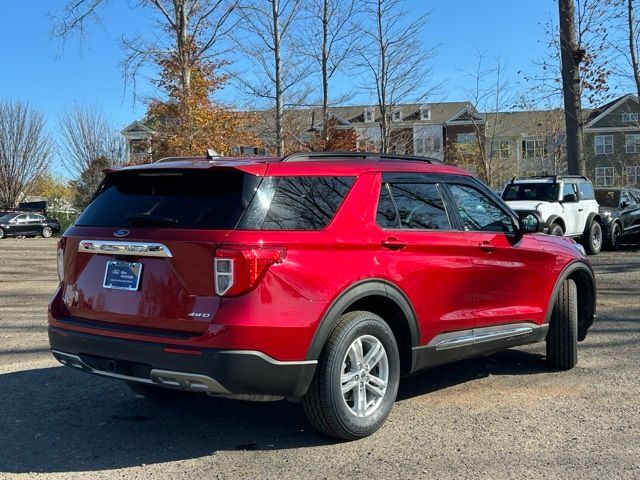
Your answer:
[282,151,443,164]
[520,174,590,182]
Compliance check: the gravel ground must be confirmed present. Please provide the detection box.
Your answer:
[0,237,639,479]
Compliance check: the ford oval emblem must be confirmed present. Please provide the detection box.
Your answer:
[113,229,129,237]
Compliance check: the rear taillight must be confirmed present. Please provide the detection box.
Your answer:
[214,247,283,296]
[56,239,65,282]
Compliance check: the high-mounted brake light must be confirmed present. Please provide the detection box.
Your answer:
[56,239,65,282]
[214,247,284,296]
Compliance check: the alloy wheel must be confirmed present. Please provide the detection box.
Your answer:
[340,335,389,418]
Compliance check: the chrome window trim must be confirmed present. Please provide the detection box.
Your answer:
[78,240,173,257]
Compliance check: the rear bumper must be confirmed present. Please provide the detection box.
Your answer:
[48,326,317,397]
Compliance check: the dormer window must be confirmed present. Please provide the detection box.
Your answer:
[420,105,431,120]
[364,107,374,123]
[392,109,403,122]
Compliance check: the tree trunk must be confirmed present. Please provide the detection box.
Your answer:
[558,0,585,175]
[628,0,640,99]
[321,0,329,144]
[273,0,284,156]
[376,0,388,153]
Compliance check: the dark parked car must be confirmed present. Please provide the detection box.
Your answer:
[0,212,61,239]
[595,188,640,250]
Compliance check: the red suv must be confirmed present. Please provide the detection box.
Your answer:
[48,152,596,439]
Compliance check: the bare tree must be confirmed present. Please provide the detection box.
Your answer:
[355,0,437,153]
[299,0,359,142]
[0,100,53,209]
[611,0,640,97]
[58,105,127,179]
[524,1,617,175]
[455,53,514,187]
[232,0,310,155]
[52,0,239,99]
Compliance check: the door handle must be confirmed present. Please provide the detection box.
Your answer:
[381,237,406,251]
[578,208,584,212]
[479,241,496,253]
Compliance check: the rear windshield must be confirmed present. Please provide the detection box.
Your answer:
[75,169,261,229]
[595,189,620,208]
[502,183,559,202]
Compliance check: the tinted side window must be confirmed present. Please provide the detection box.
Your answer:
[449,184,515,233]
[376,182,450,230]
[578,182,595,200]
[622,190,637,207]
[376,184,398,228]
[562,182,578,201]
[261,176,354,230]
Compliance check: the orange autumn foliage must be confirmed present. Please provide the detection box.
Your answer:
[146,41,259,158]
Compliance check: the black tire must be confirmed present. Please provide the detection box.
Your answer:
[546,278,578,370]
[126,381,186,401]
[0,228,4,239]
[302,311,400,440]
[41,226,53,238]
[604,221,622,251]
[582,220,602,255]
[549,223,564,236]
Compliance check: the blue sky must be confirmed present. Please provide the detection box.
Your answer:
[1,0,566,174]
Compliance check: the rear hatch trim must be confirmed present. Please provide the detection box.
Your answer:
[79,240,173,257]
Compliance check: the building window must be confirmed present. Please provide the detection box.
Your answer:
[626,165,640,186]
[457,133,476,144]
[594,135,614,155]
[415,136,441,155]
[622,113,639,123]
[390,142,407,154]
[420,106,431,121]
[492,140,510,159]
[522,138,547,159]
[392,109,403,122]
[357,126,382,149]
[595,166,615,186]
[364,107,374,123]
[625,134,640,153]
[300,131,314,144]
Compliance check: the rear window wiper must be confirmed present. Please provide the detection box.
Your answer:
[126,214,179,226]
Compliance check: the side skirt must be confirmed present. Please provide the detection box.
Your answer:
[409,322,549,374]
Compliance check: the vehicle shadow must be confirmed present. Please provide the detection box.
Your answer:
[0,346,548,474]
[397,347,548,401]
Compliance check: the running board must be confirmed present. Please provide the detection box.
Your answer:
[410,322,548,374]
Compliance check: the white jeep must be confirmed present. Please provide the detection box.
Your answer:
[502,175,603,255]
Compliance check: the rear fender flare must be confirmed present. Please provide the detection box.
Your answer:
[582,212,603,236]
[304,279,419,361]
[546,215,565,231]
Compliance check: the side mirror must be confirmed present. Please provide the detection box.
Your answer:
[621,201,629,209]
[519,212,544,234]
[562,193,577,203]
